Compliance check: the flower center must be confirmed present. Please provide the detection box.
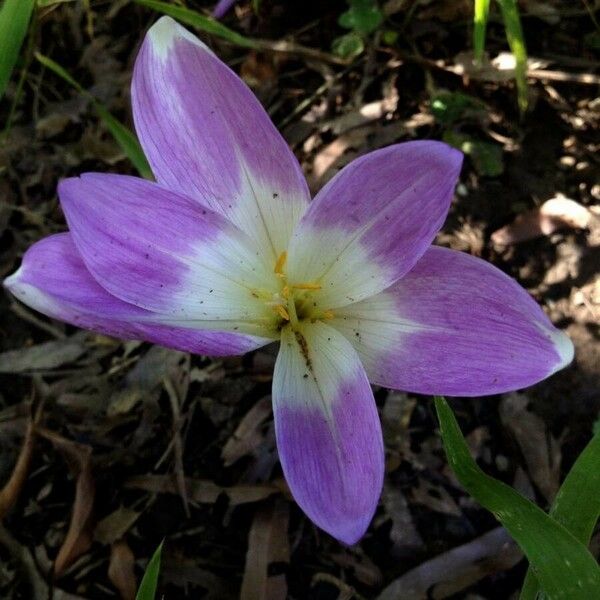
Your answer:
[269,251,334,330]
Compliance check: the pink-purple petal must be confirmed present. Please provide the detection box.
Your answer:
[333,246,574,396]
[273,322,384,544]
[58,173,277,330]
[286,141,463,309]
[131,16,310,259]
[3,234,269,356]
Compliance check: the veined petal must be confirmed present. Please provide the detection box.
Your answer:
[332,246,574,396]
[3,234,270,356]
[132,16,310,262]
[286,142,462,309]
[58,173,280,335]
[273,321,384,544]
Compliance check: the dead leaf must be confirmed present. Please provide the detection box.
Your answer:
[94,506,142,545]
[0,419,36,520]
[222,396,272,467]
[377,527,522,600]
[240,500,289,600]
[37,428,95,578]
[108,540,137,600]
[411,478,461,517]
[499,393,561,502]
[381,487,424,558]
[491,196,595,245]
[125,474,280,506]
[0,334,87,373]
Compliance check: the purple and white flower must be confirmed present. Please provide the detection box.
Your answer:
[4,17,573,545]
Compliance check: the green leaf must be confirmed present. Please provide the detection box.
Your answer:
[434,396,600,600]
[473,0,490,63]
[35,52,152,179]
[520,431,600,600]
[135,541,163,600]
[133,0,258,49]
[430,91,485,125]
[442,131,503,177]
[0,0,35,100]
[338,0,383,35]
[332,32,364,59]
[497,0,529,114]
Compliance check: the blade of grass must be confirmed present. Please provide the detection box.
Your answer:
[496,0,528,114]
[0,0,35,100]
[34,52,152,179]
[133,0,257,48]
[135,541,163,600]
[473,0,490,63]
[520,431,600,600]
[434,396,600,600]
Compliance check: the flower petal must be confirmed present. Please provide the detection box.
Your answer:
[131,16,310,261]
[332,246,574,396]
[273,321,384,544]
[3,234,269,356]
[58,173,280,337]
[286,141,462,309]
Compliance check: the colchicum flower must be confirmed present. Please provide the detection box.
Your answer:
[4,17,573,544]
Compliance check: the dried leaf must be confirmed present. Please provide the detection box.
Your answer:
[411,478,462,517]
[499,393,561,502]
[491,196,595,245]
[125,474,280,506]
[376,527,521,600]
[240,501,289,600]
[37,429,95,578]
[381,487,424,558]
[0,334,87,373]
[222,396,272,467]
[108,540,137,600]
[0,419,36,519]
[94,506,142,545]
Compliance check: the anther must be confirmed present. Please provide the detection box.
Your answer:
[275,304,290,321]
[291,282,322,290]
[274,251,287,275]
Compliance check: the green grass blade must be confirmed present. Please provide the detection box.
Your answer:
[34,52,152,179]
[0,0,35,100]
[135,541,163,600]
[434,396,600,600]
[473,0,490,63]
[520,431,600,600]
[496,0,528,114]
[133,0,258,49]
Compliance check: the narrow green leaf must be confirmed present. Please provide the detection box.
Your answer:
[434,396,600,600]
[497,0,528,114]
[34,52,152,179]
[473,0,490,63]
[135,541,163,600]
[133,0,258,49]
[521,431,600,600]
[0,0,35,100]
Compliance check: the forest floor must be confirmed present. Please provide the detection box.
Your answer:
[0,1,599,599]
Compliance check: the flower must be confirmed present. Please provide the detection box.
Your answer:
[3,17,573,545]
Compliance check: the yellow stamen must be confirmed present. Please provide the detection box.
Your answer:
[282,285,290,299]
[275,304,290,321]
[322,310,335,320]
[274,251,287,275]
[291,282,322,290]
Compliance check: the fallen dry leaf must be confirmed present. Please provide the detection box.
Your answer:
[222,396,272,467]
[499,393,561,502]
[491,196,595,245]
[94,506,142,545]
[125,474,280,506]
[377,527,522,600]
[37,428,95,578]
[108,540,137,600]
[0,419,36,520]
[240,500,289,600]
